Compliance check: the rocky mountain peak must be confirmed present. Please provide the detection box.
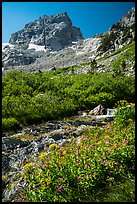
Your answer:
[9,12,83,51]
[118,7,135,28]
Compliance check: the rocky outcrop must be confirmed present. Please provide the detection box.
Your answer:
[9,12,83,51]
[2,45,44,67]
[97,7,135,55]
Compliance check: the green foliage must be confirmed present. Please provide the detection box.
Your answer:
[14,118,135,202]
[111,42,135,76]
[114,100,135,127]
[2,69,135,132]
[2,117,21,132]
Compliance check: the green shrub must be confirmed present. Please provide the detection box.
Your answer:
[2,117,21,132]
[114,100,135,127]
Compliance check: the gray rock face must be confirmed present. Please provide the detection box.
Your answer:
[9,12,83,51]
[118,7,135,28]
[2,44,44,67]
[97,7,135,55]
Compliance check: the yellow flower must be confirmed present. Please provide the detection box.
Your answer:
[41,184,46,189]
[81,154,86,159]
[49,143,58,149]
[94,153,98,156]
[105,135,110,139]
[45,178,51,185]
[97,141,102,145]
[62,150,67,155]
[38,152,46,160]
[23,162,32,169]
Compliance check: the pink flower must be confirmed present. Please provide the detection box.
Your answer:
[35,186,38,190]
[124,140,128,145]
[105,142,109,144]
[85,163,89,167]
[58,185,63,192]
[44,162,47,167]
[76,160,79,164]
[116,144,118,148]
[75,152,78,155]
[58,177,63,182]
[107,170,111,175]
[84,137,88,140]
[89,173,93,177]
[105,154,109,158]
[16,184,21,188]
[77,176,80,181]
[104,161,108,166]
[109,149,112,152]
[115,161,120,166]
[58,162,61,167]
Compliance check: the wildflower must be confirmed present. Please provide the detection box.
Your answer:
[41,185,46,189]
[115,161,120,166]
[116,144,118,148]
[108,149,112,152]
[49,143,58,149]
[58,162,61,167]
[23,162,32,169]
[104,161,108,166]
[89,174,93,177]
[105,135,110,139]
[76,160,79,164]
[96,133,99,136]
[38,152,46,160]
[44,162,47,167]
[105,154,109,158]
[85,163,89,167]
[124,129,126,134]
[62,150,67,155]
[46,178,51,185]
[58,177,63,182]
[124,140,128,145]
[105,141,109,144]
[97,141,102,145]
[76,176,80,181]
[58,185,63,192]
[75,152,78,155]
[16,184,21,188]
[35,186,38,190]
[107,170,112,175]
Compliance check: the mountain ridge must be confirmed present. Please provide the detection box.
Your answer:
[2,7,135,74]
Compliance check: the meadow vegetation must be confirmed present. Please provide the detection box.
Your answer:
[13,101,135,202]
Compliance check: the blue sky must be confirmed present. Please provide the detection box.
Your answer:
[2,2,135,43]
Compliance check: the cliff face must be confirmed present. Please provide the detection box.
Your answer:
[9,12,83,51]
[2,8,135,69]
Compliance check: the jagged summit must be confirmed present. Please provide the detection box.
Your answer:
[9,12,83,51]
[2,8,135,70]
